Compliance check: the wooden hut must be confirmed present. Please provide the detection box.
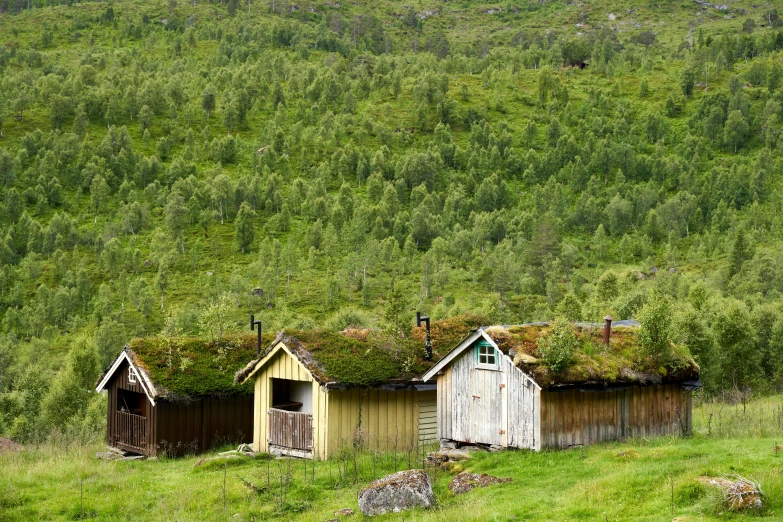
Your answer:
[96,335,259,456]
[234,331,432,460]
[422,319,701,451]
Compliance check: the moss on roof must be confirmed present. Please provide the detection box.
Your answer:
[237,314,490,387]
[483,323,699,388]
[127,333,276,400]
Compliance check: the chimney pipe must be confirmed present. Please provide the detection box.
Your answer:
[417,312,432,361]
[603,315,612,345]
[251,314,262,357]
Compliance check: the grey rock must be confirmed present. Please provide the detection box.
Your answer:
[425,449,470,466]
[448,472,513,495]
[358,469,434,516]
[439,440,457,450]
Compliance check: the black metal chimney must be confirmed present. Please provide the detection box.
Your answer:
[251,314,262,357]
[417,311,432,361]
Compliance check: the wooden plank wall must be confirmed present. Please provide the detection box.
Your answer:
[325,387,420,458]
[417,390,437,444]
[539,384,692,449]
[268,409,313,451]
[105,360,156,453]
[105,360,253,456]
[250,346,323,457]
[507,363,537,450]
[436,348,537,449]
[152,395,253,456]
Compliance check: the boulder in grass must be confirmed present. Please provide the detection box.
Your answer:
[358,469,434,516]
[448,472,513,495]
[697,476,763,511]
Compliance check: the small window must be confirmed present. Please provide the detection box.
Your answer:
[476,343,498,369]
[128,366,137,383]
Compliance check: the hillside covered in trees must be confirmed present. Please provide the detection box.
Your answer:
[1,0,783,442]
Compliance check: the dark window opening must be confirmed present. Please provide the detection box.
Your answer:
[117,389,147,417]
[270,378,312,413]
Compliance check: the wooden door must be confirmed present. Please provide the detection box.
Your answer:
[468,368,503,446]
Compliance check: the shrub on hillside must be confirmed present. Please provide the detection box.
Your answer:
[637,288,673,363]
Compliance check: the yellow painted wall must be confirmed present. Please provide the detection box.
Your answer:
[250,344,315,454]
[251,343,434,460]
[324,387,424,458]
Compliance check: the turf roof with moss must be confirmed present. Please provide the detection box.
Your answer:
[235,314,490,388]
[119,333,277,400]
[481,322,699,389]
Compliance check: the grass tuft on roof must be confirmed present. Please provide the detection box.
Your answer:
[485,324,699,388]
[129,333,276,399]
[277,313,490,386]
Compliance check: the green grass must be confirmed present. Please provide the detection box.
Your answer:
[2,395,783,521]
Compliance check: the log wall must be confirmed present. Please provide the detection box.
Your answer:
[417,390,437,444]
[152,395,253,456]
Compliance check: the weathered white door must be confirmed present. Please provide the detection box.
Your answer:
[468,368,503,446]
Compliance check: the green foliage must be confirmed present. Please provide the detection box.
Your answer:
[2,0,783,442]
[637,288,674,363]
[536,317,578,372]
[234,202,256,254]
[198,293,236,343]
[713,300,760,390]
[40,335,100,434]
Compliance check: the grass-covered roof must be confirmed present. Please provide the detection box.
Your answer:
[235,314,489,387]
[482,322,699,389]
[120,333,276,400]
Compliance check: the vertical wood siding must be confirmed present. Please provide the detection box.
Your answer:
[252,344,434,460]
[250,346,318,456]
[268,409,313,450]
[324,387,422,458]
[151,395,253,456]
[105,361,156,453]
[539,384,692,449]
[105,360,253,456]
[437,347,537,449]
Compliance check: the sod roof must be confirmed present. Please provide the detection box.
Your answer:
[480,322,700,389]
[98,333,276,401]
[234,314,490,387]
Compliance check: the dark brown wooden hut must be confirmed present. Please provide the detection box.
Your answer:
[96,338,255,456]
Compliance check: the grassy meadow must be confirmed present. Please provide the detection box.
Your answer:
[2,394,783,521]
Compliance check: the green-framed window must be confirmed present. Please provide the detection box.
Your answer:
[475,342,498,369]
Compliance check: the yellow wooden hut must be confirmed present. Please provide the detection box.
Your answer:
[235,331,435,460]
[235,316,486,460]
